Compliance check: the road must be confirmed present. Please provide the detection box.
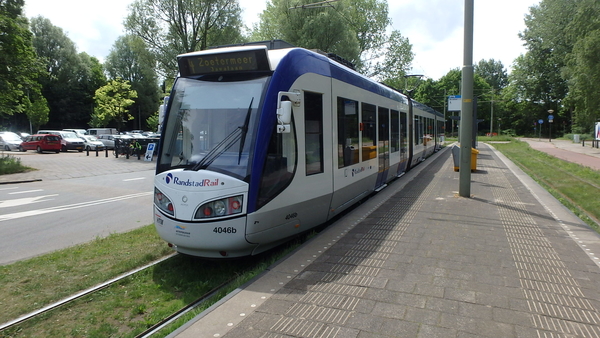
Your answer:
[0,150,157,265]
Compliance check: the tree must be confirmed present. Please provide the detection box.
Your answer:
[91,79,138,131]
[30,16,103,129]
[0,0,47,130]
[124,0,245,78]
[252,0,401,73]
[253,0,361,64]
[105,35,160,130]
[563,0,600,133]
[475,59,508,90]
[376,30,414,89]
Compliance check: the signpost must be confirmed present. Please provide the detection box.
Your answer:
[548,110,554,142]
[538,119,543,141]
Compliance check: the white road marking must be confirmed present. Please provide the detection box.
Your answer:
[9,189,44,195]
[0,192,152,222]
[123,177,146,182]
[0,195,58,208]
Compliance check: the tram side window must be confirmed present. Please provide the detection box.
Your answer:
[415,116,423,145]
[400,112,407,154]
[337,98,359,168]
[391,110,400,153]
[305,92,323,175]
[362,103,376,161]
[257,120,297,209]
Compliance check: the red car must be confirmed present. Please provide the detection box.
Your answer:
[19,134,61,153]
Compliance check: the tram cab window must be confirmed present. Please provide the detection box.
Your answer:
[257,120,297,209]
[337,98,359,168]
[304,92,323,175]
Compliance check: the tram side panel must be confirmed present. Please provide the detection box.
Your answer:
[245,73,335,252]
[328,79,380,219]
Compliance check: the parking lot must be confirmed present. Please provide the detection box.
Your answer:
[0,149,157,184]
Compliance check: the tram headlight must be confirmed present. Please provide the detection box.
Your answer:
[154,188,174,216]
[195,195,243,219]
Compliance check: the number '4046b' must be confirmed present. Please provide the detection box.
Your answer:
[213,227,236,234]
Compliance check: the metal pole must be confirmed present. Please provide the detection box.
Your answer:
[489,88,494,136]
[459,0,474,198]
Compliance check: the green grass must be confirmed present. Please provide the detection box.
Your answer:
[0,154,33,175]
[490,139,600,232]
[0,225,309,338]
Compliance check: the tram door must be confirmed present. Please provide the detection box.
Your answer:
[375,107,390,189]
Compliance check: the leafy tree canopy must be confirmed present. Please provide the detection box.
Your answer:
[0,0,47,127]
[124,0,245,78]
[91,78,138,130]
[105,35,160,130]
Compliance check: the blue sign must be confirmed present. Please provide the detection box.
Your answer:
[538,119,544,124]
[548,114,554,122]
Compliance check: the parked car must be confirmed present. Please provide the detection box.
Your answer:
[80,135,105,151]
[0,131,24,151]
[19,134,61,153]
[97,134,133,150]
[37,130,85,152]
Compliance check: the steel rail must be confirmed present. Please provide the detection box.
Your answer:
[134,276,238,338]
[0,253,177,332]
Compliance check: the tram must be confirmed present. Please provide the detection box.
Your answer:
[153,40,443,257]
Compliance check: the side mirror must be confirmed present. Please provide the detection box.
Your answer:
[277,101,292,124]
[277,101,292,133]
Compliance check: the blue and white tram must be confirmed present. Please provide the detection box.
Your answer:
[154,41,443,258]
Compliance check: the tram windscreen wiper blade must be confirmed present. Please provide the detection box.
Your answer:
[189,129,242,171]
[238,97,254,164]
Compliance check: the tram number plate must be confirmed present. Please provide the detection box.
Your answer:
[213,227,237,234]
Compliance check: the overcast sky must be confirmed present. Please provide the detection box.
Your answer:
[23,0,540,80]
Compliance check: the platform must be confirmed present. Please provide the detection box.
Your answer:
[171,143,600,338]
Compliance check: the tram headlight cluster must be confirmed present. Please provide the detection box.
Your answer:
[154,188,174,216]
[195,195,243,219]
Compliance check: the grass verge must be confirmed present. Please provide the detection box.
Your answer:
[490,139,600,232]
[0,225,309,338]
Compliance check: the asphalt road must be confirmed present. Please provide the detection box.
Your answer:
[0,150,157,265]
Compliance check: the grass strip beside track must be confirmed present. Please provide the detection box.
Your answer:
[0,225,307,338]
[490,139,600,232]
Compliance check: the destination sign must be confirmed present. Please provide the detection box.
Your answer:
[178,49,270,76]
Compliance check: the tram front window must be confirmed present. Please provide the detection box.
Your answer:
[158,77,268,180]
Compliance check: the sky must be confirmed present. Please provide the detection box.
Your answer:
[23,0,540,80]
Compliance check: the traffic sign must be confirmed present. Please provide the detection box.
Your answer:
[144,143,156,161]
[548,114,554,123]
[538,119,544,124]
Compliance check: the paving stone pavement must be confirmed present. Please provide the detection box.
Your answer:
[173,144,600,338]
[0,149,156,184]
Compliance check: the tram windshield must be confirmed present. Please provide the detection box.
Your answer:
[157,76,268,180]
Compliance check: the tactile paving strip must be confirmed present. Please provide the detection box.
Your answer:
[265,161,443,338]
[480,148,600,337]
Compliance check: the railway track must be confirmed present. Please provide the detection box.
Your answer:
[0,253,177,333]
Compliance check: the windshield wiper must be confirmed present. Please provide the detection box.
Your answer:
[238,97,254,164]
[189,97,254,171]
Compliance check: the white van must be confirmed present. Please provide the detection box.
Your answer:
[88,128,118,136]
[63,129,88,136]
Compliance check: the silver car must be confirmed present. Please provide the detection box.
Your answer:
[0,132,24,151]
[80,135,105,151]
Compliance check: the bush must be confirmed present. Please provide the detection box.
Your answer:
[0,154,31,175]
